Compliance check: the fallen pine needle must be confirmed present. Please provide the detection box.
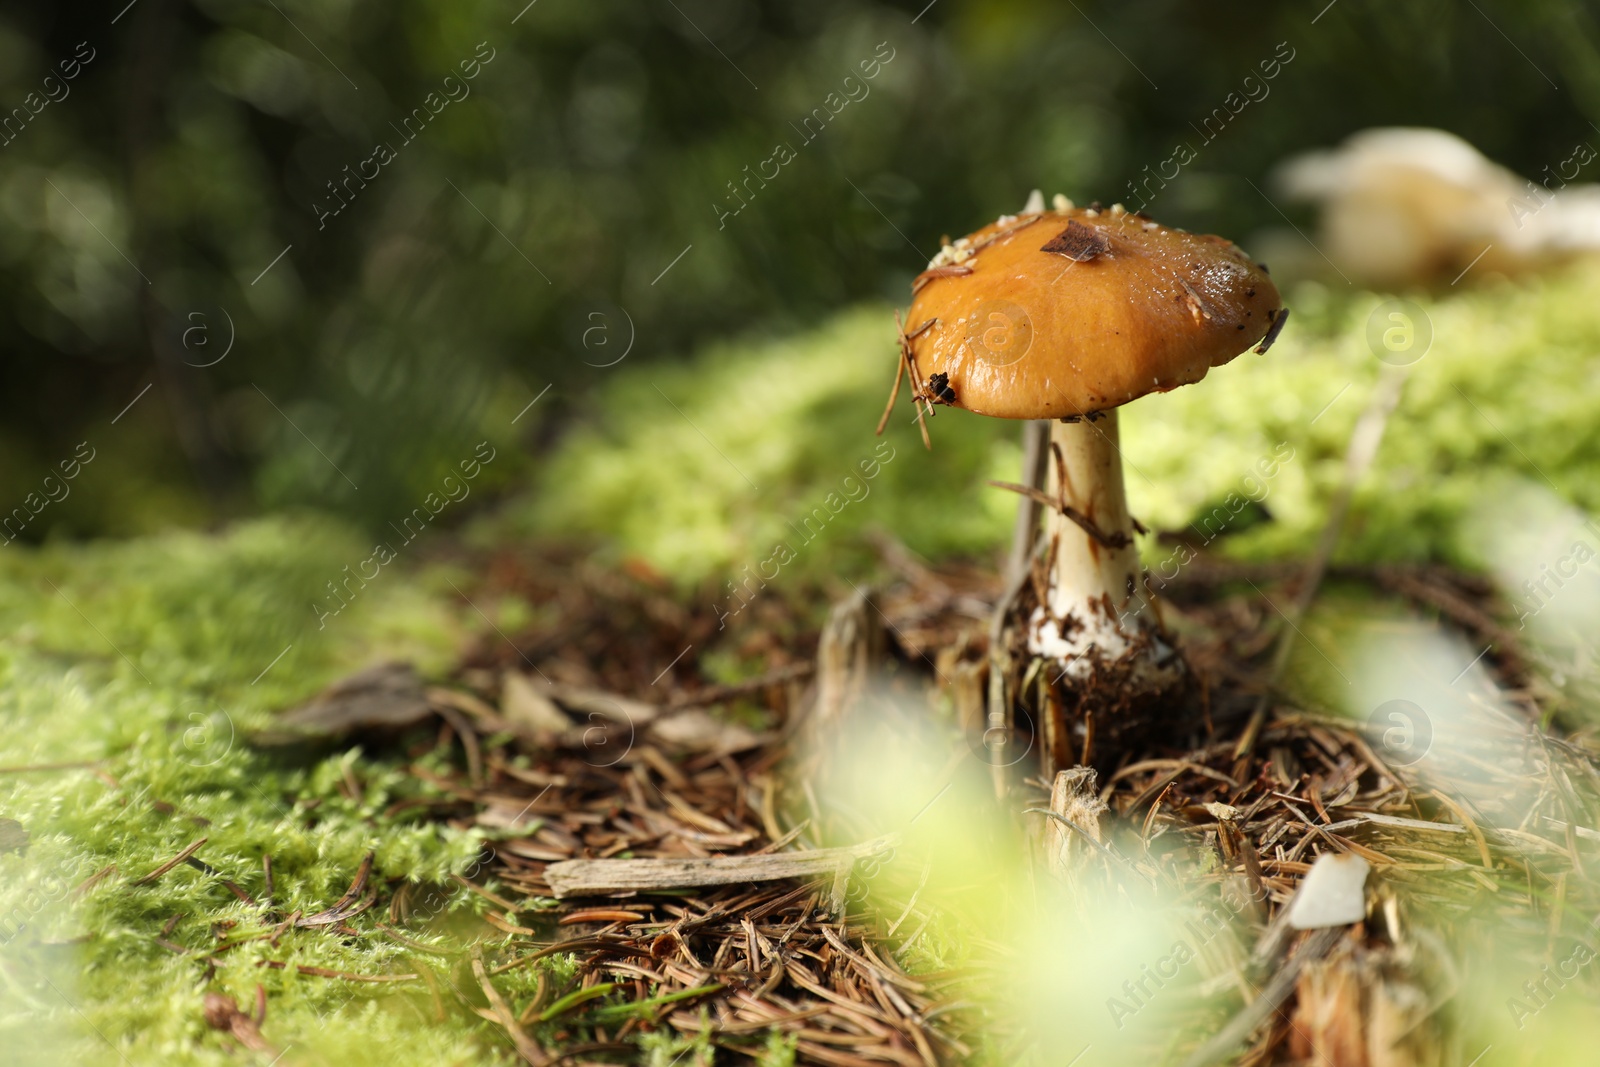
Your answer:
[558,909,645,926]
[131,838,208,886]
[537,982,617,1022]
[473,949,550,1066]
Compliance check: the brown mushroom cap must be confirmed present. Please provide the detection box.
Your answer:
[905,205,1284,420]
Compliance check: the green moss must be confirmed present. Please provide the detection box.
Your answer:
[0,518,502,1066]
[515,265,1600,583]
[757,1029,799,1067]
[1124,265,1600,569]
[502,305,1021,584]
[638,1022,714,1066]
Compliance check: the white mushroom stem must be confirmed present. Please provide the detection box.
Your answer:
[1029,410,1182,690]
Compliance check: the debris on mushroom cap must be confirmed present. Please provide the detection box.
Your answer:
[925,235,975,270]
[1040,220,1112,262]
[1255,306,1291,354]
[902,204,1285,421]
[926,371,956,405]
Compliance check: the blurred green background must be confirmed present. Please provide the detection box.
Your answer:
[6,0,1600,542]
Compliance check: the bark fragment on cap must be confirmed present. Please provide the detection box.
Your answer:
[1040,220,1112,262]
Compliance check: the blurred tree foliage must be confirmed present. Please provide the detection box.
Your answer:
[3,0,1598,539]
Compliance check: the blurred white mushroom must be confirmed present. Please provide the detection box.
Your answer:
[1274,127,1600,287]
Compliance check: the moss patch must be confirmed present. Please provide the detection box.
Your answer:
[0,518,513,1066]
[517,265,1600,582]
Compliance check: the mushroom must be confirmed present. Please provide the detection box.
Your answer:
[897,198,1284,739]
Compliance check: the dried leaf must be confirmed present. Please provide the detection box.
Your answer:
[267,661,432,740]
[500,671,571,742]
[648,708,764,753]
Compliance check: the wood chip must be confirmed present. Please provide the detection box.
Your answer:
[544,836,898,898]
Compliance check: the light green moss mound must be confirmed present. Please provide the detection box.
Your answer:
[513,306,1023,582]
[1125,267,1600,568]
[526,266,1600,583]
[0,519,507,1066]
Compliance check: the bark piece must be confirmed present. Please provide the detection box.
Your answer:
[543,836,897,898]
[1291,941,1438,1067]
[1042,766,1107,879]
[949,659,987,737]
[1177,926,1344,1067]
[812,586,883,728]
[1040,220,1112,261]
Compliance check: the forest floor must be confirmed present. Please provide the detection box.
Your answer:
[72,536,1589,1066]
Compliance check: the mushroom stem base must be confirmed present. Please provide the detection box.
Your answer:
[1029,637,1189,774]
[1026,410,1187,769]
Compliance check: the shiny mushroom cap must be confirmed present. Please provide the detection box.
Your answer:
[905,203,1285,420]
